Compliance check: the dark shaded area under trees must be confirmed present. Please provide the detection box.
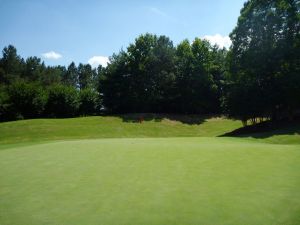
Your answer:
[0,0,299,125]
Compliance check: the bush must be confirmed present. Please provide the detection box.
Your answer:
[79,88,100,116]
[0,86,12,121]
[45,85,79,118]
[7,81,47,119]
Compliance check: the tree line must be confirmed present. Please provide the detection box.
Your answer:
[0,46,103,120]
[0,0,299,124]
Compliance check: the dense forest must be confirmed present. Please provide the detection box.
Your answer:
[0,0,299,124]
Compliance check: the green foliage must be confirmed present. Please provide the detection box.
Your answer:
[175,38,222,113]
[100,51,131,113]
[45,85,79,118]
[0,45,24,84]
[0,45,104,121]
[79,88,100,115]
[0,0,299,123]
[41,66,64,86]
[0,85,12,121]
[78,63,94,90]
[101,34,178,113]
[23,57,46,82]
[7,81,47,119]
[62,62,78,88]
[224,0,300,122]
[100,34,225,114]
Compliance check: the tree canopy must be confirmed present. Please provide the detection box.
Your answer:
[224,0,300,123]
[100,34,226,114]
[0,0,299,123]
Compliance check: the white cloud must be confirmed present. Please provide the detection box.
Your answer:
[203,34,232,49]
[42,51,62,60]
[88,56,109,68]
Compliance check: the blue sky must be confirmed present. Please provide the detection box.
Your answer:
[0,0,246,67]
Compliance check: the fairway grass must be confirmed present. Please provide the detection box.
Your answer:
[1,137,300,225]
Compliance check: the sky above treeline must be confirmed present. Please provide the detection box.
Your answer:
[0,0,246,68]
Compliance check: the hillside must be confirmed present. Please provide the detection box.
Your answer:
[0,115,242,146]
[0,115,299,148]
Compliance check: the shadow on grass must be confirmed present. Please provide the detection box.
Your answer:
[113,113,214,125]
[220,120,300,139]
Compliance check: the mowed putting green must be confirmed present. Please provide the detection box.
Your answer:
[1,137,300,225]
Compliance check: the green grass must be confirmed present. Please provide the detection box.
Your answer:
[0,116,242,146]
[1,138,300,225]
[0,116,300,225]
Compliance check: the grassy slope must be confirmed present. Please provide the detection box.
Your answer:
[0,115,299,147]
[222,120,300,145]
[1,138,299,225]
[0,116,242,146]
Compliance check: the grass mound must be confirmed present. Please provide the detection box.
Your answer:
[0,115,242,146]
[1,115,299,146]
